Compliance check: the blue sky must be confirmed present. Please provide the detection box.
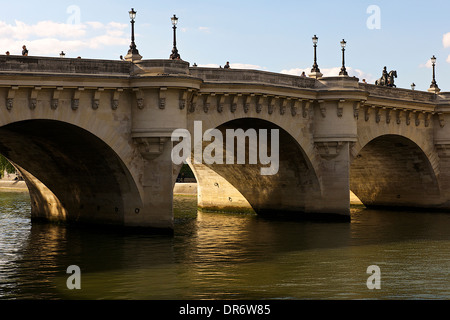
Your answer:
[1,0,449,91]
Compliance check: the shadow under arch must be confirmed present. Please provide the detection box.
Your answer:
[350,134,442,210]
[188,118,323,219]
[0,119,141,226]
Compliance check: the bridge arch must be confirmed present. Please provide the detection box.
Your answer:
[0,119,142,226]
[185,117,323,218]
[350,133,442,209]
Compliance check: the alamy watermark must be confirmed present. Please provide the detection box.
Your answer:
[66,265,81,289]
[366,265,381,289]
[66,5,81,25]
[366,5,381,30]
[171,121,279,176]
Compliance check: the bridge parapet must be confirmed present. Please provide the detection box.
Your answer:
[132,59,190,76]
[0,55,131,76]
[189,67,316,89]
[361,83,436,103]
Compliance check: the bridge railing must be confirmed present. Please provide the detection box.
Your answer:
[0,55,131,76]
[189,67,317,89]
[360,83,437,103]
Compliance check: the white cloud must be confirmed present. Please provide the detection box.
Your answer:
[197,63,220,68]
[281,66,374,83]
[230,63,264,70]
[447,55,450,64]
[419,59,433,68]
[198,27,211,33]
[85,21,104,30]
[106,22,127,30]
[0,19,128,56]
[443,32,450,48]
[0,20,86,39]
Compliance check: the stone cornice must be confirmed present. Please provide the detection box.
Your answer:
[3,56,450,116]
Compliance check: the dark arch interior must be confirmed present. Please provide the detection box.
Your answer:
[350,135,441,209]
[0,120,138,225]
[191,118,322,217]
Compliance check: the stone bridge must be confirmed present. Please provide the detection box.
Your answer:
[1,55,450,231]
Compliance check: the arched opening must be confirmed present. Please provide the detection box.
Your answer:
[0,119,140,226]
[186,118,322,219]
[350,134,441,210]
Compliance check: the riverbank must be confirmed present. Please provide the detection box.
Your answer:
[173,183,197,195]
[172,183,363,204]
[0,180,28,192]
[0,180,199,195]
[0,180,363,204]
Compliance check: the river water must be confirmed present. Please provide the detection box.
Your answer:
[1,191,450,300]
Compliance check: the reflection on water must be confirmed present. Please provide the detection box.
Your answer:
[1,192,450,299]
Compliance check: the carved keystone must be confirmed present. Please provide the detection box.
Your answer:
[244,94,253,113]
[375,107,381,123]
[218,94,227,113]
[424,112,430,127]
[133,88,144,109]
[188,93,198,113]
[291,99,299,117]
[179,89,192,110]
[438,113,445,128]
[396,109,402,124]
[256,95,265,113]
[318,100,326,118]
[133,137,170,161]
[337,99,345,117]
[72,87,84,110]
[51,87,63,110]
[315,141,345,159]
[415,112,420,126]
[405,110,411,126]
[386,108,391,124]
[353,101,364,119]
[159,87,167,109]
[231,94,241,113]
[280,98,289,115]
[29,87,41,110]
[268,97,275,115]
[302,100,312,118]
[112,89,122,110]
[92,88,103,110]
[6,87,18,110]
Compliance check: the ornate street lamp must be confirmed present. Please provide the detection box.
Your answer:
[309,35,323,78]
[124,8,142,61]
[311,35,320,73]
[429,55,440,92]
[170,14,181,60]
[339,39,348,76]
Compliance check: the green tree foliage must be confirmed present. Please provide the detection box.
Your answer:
[0,155,16,179]
[178,163,196,181]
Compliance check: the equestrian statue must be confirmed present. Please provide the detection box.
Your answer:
[375,66,397,87]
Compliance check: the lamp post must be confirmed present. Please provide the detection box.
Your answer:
[124,8,142,61]
[411,83,416,90]
[309,34,323,78]
[339,39,348,76]
[311,35,320,73]
[431,56,437,86]
[60,51,65,58]
[427,55,440,93]
[170,14,181,60]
